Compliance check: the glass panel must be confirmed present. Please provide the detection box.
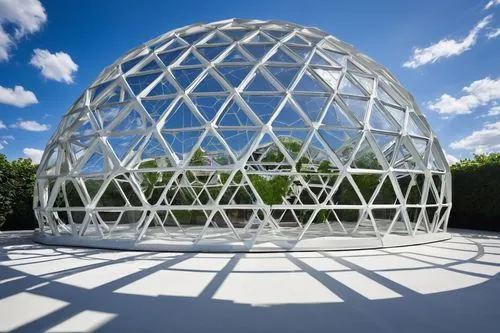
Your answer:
[126,73,161,95]
[141,135,170,160]
[247,32,274,43]
[148,37,171,51]
[191,95,227,121]
[319,128,362,164]
[370,104,399,132]
[338,76,366,96]
[157,48,186,67]
[81,151,106,174]
[341,96,368,123]
[351,138,382,170]
[286,35,310,46]
[196,45,227,61]
[163,39,185,51]
[70,112,94,137]
[265,30,289,40]
[428,143,445,171]
[293,71,328,92]
[222,48,251,63]
[394,141,421,170]
[179,51,202,65]
[268,48,296,63]
[171,68,203,89]
[221,29,251,41]
[266,66,301,89]
[242,44,273,59]
[309,52,330,65]
[218,100,256,127]
[138,59,161,72]
[242,95,283,123]
[164,101,202,129]
[162,130,203,161]
[194,134,234,166]
[181,31,209,44]
[274,129,309,159]
[372,133,398,164]
[410,137,427,160]
[408,113,428,137]
[113,109,147,132]
[346,60,365,73]
[204,32,231,45]
[147,76,177,96]
[352,73,374,94]
[377,84,399,106]
[141,98,175,121]
[193,72,226,92]
[287,45,312,59]
[121,55,146,73]
[216,65,253,87]
[94,104,127,129]
[384,104,405,127]
[244,71,278,92]
[322,49,347,66]
[293,95,328,122]
[108,135,141,160]
[97,85,128,105]
[322,101,359,127]
[90,81,113,102]
[219,130,258,159]
[273,102,308,127]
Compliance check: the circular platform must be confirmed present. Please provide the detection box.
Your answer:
[33,224,451,252]
[1,229,499,333]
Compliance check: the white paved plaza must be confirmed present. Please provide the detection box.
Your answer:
[0,229,499,332]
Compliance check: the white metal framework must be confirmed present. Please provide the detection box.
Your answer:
[33,19,452,251]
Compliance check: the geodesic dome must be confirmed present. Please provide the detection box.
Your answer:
[34,19,451,251]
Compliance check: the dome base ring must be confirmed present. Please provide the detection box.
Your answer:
[33,229,451,252]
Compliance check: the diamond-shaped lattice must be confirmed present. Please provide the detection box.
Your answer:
[34,19,451,250]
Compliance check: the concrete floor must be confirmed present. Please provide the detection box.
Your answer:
[0,229,499,332]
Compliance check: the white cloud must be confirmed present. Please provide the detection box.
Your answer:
[403,15,492,68]
[23,147,43,163]
[486,28,500,39]
[428,94,479,115]
[0,85,38,107]
[485,0,500,10]
[450,121,500,153]
[30,49,78,83]
[0,0,47,61]
[487,105,500,116]
[0,120,5,129]
[0,27,11,61]
[444,151,460,165]
[428,77,500,115]
[11,120,49,132]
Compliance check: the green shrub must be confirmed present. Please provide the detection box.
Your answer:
[0,154,37,230]
[449,153,500,231]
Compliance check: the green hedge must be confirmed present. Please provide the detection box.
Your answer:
[0,154,37,230]
[449,153,500,231]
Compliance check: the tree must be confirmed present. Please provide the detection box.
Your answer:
[0,154,15,228]
[0,154,38,230]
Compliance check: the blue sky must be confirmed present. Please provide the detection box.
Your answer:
[0,0,499,163]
